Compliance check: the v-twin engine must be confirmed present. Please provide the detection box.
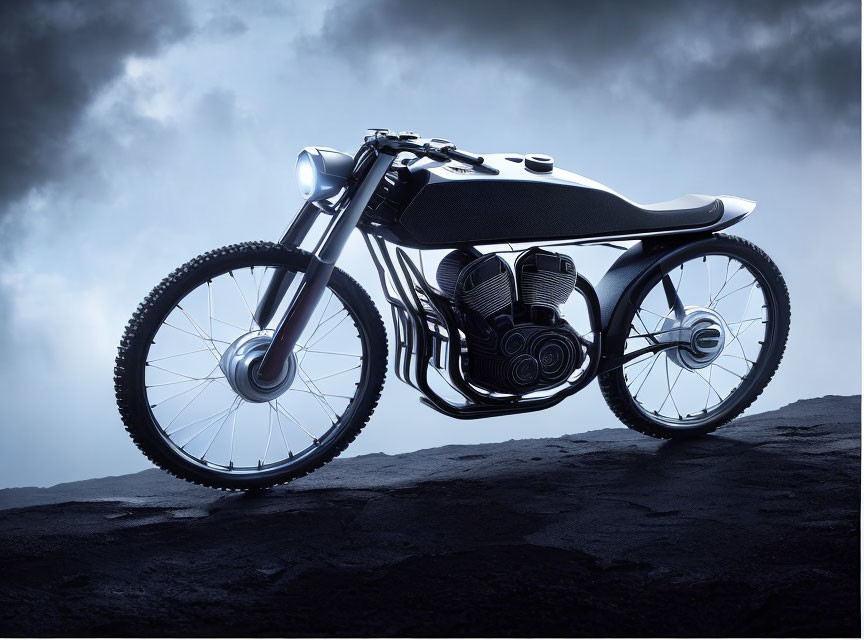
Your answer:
[437,248,585,395]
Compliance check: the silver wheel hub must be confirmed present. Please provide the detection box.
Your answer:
[219,330,296,403]
[660,306,726,370]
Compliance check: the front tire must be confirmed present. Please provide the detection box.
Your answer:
[599,234,790,439]
[114,242,387,490]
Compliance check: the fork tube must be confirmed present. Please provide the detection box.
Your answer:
[254,202,322,328]
[256,152,394,385]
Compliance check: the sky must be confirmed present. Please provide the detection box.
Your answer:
[0,0,860,488]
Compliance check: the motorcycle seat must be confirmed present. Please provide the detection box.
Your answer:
[635,194,723,217]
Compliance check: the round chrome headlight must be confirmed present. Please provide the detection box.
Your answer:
[295,146,354,202]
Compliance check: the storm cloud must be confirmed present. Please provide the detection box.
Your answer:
[0,0,190,217]
[319,0,860,144]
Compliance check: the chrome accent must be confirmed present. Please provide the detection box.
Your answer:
[296,146,355,202]
[656,306,727,370]
[220,330,296,402]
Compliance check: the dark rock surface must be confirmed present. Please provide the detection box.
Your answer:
[0,395,859,637]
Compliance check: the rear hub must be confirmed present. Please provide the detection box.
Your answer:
[660,306,727,370]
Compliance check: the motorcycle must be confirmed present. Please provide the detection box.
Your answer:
[115,129,790,490]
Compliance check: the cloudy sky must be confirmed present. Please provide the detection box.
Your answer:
[0,0,859,488]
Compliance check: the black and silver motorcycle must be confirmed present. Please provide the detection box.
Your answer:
[115,130,790,490]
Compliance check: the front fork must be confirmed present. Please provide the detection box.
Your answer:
[253,151,394,386]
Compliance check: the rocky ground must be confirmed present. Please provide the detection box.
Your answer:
[0,395,859,637]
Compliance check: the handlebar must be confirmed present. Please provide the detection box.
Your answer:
[362,129,498,175]
[364,129,487,168]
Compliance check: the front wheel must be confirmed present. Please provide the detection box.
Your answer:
[599,234,790,439]
[114,242,387,490]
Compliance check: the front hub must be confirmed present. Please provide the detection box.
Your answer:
[660,306,727,370]
[219,331,296,403]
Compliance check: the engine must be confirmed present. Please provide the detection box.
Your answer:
[436,248,586,395]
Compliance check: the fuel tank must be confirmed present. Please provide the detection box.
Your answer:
[361,153,733,249]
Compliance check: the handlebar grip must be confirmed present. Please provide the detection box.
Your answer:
[448,148,485,166]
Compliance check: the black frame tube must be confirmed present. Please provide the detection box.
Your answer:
[362,233,604,419]
[253,202,322,328]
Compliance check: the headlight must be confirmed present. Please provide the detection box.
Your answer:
[296,154,316,198]
[295,146,354,201]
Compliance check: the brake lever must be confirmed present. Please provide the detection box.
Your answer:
[422,143,451,162]
[446,148,485,166]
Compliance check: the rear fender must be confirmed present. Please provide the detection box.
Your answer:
[594,234,731,342]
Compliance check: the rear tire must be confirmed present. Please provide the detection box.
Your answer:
[599,234,790,439]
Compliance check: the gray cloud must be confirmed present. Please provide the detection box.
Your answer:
[201,13,248,40]
[0,0,191,217]
[318,0,860,143]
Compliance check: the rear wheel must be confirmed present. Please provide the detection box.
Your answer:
[114,242,387,490]
[599,234,790,439]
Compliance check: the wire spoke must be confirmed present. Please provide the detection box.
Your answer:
[211,317,251,332]
[636,307,672,322]
[146,377,223,389]
[286,387,355,401]
[228,403,240,467]
[163,321,232,345]
[711,360,746,380]
[271,402,293,457]
[300,291,335,347]
[273,399,318,442]
[722,330,755,372]
[146,363,219,381]
[298,348,362,358]
[693,365,725,408]
[149,378,209,407]
[705,255,712,307]
[309,364,362,383]
[178,397,240,450]
[304,311,351,351]
[166,405,233,437]
[229,270,257,330]
[173,306,225,363]
[163,380,215,430]
[262,406,275,464]
[252,266,264,312]
[626,352,660,388]
[207,281,214,338]
[711,279,757,307]
[708,261,745,307]
[201,398,243,459]
[296,365,340,423]
[658,357,684,415]
[147,348,214,364]
[634,310,656,337]
[726,317,762,326]
[632,352,662,397]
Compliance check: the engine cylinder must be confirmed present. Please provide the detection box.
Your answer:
[515,248,577,310]
[437,248,584,395]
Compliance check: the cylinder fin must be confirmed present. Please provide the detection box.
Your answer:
[515,248,577,309]
[454,254,515,319]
